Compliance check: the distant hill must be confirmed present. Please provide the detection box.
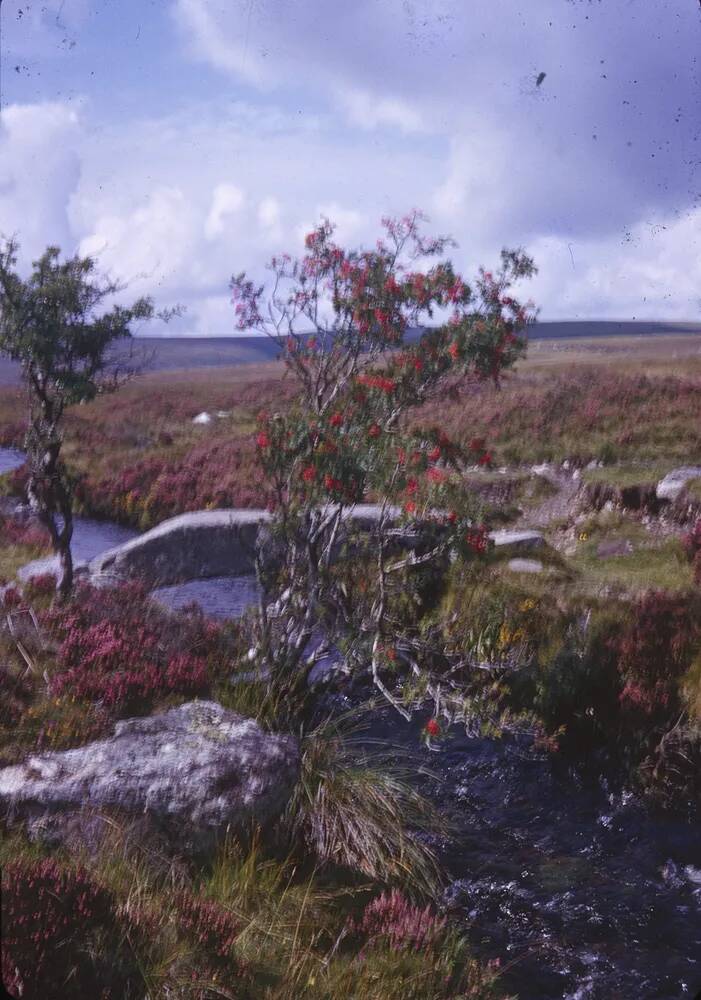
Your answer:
[526,320,701,340]
[0,321,699,385]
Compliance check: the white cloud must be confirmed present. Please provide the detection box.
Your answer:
[78,187,198,299]
[336,88,425,134]
[3,92,699,338]
[173,0,272,87]
[526,208,701,320]
[171,0,701,248]
[0,102,82,259]
[205,183,245,240]
[258,196,281,229]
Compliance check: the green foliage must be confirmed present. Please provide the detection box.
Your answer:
[0,238,155,596]
[0,240,153,405]
[528,605,623,746]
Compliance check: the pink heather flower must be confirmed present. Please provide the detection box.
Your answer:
[256,432,270,449]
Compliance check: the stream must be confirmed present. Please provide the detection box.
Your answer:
[362,709,701,1000]
[2,447,700,998]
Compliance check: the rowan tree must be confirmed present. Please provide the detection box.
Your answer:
[231,211,537,719]
[0,239,154,598]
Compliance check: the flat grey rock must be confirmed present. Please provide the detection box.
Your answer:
[0,700,299,853]
[596,539,634,559]
[90,509,271,587]
[507,558,544,574]
[490,529,545,551]
[656,467,701,502]
[88,506,405,589]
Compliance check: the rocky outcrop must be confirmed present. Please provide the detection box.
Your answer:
[89,507,550,589]
[656,467,701,503]
[0,701,299,853]
[585,480,662,515]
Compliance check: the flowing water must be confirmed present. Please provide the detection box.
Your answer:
[2,445,700,998]
[360,709,701,1000]
[0,447,27,476]
[150,575,260,618]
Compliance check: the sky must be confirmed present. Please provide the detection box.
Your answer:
[0,0,700,335]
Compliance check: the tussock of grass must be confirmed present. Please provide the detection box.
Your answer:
[287,716,444,896]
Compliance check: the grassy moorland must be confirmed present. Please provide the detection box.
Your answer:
[2,334,700,529]
[2,334,701,998]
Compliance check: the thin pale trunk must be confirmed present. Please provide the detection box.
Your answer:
[26,409,75,600]
[56,501,74,601]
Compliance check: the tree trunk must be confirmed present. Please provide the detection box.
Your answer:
[57,536,74,601]
[55,480,74,601]
[26,427,75,601]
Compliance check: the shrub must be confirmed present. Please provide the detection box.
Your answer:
[42,582,228,714]
[5,462,29,499]
[348,890,447,954]
[1,856,138,999]
[682,519,701,560]
[0,663,34,727]
[616,590,701,719]
[85,435,264,528]
[0,512,50,551]
[233,213,536,720]
[172,890,242,963]
[521,600,626,735]
[2,586,24,610]
[24,572,57,600]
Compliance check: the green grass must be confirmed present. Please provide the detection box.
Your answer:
[0,540,45,581]
[571,535,692,594]
[687,477,701,503]
[580,463,672,488]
